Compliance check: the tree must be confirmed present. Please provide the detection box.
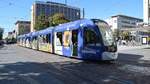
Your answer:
[120,30,130,40]
[0,28,4,40]
[34,13,70,30]
[19,25,25,35]
[49,13,70,26]
[34,13,49,31]
[113,29,120,39]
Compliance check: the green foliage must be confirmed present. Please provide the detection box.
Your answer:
[120,30,130,40]
[113,29,120,38]
[0,28,4,40]
[5,37,17,43]
[0,34,3,40]
[19,25,25,35]
[11,37,17,42]
[49,13,70,26]
[34,13,49,31]
[34,13,70,31]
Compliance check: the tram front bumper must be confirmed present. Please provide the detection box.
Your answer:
[102,52,118,60]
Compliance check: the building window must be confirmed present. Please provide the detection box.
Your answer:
[114,20,117,23]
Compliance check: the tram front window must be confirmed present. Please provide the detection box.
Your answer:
[97,22,117,52]
[97,22,115,46]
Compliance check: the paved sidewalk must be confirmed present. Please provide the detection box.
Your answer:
[118,45,150,51]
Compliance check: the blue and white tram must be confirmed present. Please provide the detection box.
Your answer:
[18,19,118,61]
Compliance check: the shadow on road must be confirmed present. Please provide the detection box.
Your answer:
[118,53,144,62]
[0,59,149,84]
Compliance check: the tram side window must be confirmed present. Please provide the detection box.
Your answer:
[39,35,46,44]
[84,29,100,46]
[46,34,51,43]
[43,35,47,43]
[40,34,51,44]
[56,32,63,46]
[39,35,43,43]
[33,36,37,41]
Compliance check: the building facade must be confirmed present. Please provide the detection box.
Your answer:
[7,32,15,39]
[144,0,150,24]
[106,15,143,31]
[31,1,81,32]
[15,21,31,37]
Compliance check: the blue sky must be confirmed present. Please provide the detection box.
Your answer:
[0,0,143,37]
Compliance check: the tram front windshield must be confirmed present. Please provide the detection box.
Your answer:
[97,22,115,46]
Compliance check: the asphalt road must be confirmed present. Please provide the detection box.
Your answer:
[0,44,150,84]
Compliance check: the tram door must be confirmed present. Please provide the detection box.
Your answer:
[72,30,78,56]
[63,29,78,57]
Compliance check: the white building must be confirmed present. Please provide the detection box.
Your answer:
[143,0,150,24]
[106,15,143,31]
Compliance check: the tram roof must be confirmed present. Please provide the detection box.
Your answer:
[17,35,22,38]
[32,31,39,37]
[21,34,26,38]
[17,19,107,37]
[54,19,95,32]
[38,27,54,35]
[25,32,32,37]
[17,34,26,39]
